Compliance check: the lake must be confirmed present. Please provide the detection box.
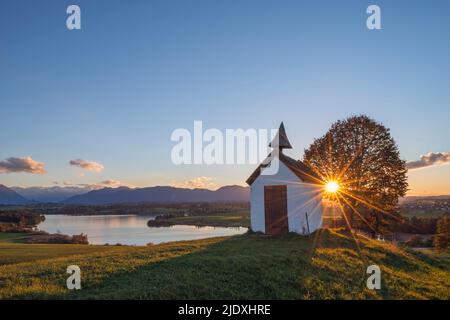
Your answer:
[38,215,247,245]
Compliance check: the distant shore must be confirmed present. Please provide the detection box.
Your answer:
[147,211,250,228]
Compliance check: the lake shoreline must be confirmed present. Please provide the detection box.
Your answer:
[37,214,247,246]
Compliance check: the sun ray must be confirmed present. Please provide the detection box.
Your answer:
[333,194,367,262]
[337,189,403,222]
[288,193,323,218]
[337,193,377,234]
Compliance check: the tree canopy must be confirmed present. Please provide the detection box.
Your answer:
[303,115,408,235]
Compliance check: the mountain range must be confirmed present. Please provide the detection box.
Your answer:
[63,185,250,204]
[3,184,448,205]
[0,184,28,205]
[11,186,93,203]
[0,184,250,205]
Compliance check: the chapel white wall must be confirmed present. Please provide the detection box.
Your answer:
[250,160,323,234]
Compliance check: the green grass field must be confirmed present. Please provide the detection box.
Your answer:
[1,229,449,300]
[150,210,250,228]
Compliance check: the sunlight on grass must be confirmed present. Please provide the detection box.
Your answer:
[0,230,448,299]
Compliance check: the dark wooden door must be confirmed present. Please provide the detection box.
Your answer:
[264,185,288,235]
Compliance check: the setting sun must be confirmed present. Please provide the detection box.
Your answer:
[325,181,339,193]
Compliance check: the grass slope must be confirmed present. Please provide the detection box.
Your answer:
[0,229,449,299]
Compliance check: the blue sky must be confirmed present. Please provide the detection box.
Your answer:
[1,0,449,194]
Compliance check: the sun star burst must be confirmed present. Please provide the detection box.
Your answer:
[325,181,339,193]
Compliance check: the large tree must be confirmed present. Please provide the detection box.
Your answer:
[303,115,408,235]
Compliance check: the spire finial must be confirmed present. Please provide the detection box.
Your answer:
[269,122,293,152]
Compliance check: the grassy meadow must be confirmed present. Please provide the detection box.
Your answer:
[0,229,449,300]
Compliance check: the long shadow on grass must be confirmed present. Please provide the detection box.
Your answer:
[22,229,445,300]
[60,230,401,299]
[63,233,317,299]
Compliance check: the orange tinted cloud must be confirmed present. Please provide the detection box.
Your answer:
[407,152,450,170]
[0,157,46,174]
[171,176,218,190]
[61,179,124,189]
[99,179,122,187]
[69,159,104,172]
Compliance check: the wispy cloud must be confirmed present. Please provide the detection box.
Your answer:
[69,159,104,172]
[407,152,450,170]
[57,179,124,189]
[0,157,46,174]
[99,179,122,187]
[171,176,218,190]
